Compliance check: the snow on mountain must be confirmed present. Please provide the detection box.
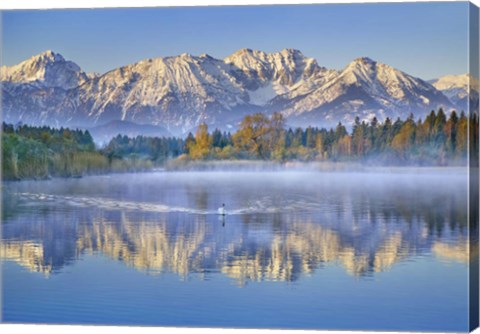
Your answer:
[431,74,469,91]
[225,48,326,87]
[225,48,337,103]
[278,57,453,127]
[1,49,458,135]
[72,52,255,133]
[0,50,88,90]
[430,74,478,111]
[0,51,91,127]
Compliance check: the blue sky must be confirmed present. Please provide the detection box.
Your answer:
[1,2,470,79]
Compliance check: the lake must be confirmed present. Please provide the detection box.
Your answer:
[0,169,470,331]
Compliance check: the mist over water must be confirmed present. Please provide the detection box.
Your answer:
[1,168,470,331]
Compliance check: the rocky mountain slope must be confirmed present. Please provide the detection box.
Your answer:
[1,49,461,135]
[430,73,479,112]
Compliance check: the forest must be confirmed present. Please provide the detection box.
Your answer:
[105,109,477,165]
[2,108,478,180]
[1,123,153,180]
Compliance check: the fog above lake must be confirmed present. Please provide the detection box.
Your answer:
[2,168,469,281]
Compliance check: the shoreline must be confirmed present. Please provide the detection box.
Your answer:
[1,161,469,182]
[165,159,469,172]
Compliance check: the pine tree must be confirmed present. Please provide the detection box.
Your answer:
[352,117,365,158]
[445,110,458,155]
[433,108,447,146]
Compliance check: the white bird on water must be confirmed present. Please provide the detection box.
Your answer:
[218,203,226,216]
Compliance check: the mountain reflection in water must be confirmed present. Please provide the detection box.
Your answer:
[1,170,469,286]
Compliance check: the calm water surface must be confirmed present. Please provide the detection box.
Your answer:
[1,169,470,331]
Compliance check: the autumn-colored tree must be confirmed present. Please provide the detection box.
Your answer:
[233,113,272,159]
[232,113,286,159]
[392,117,416,159]
[4,106,474,181]
[337,135,352,157]
[352,117,365,157]
[315,134,324,160]
[415,117,429,147]
[184,132,195,154]
[269,112,287,161]
[189,123,212,159]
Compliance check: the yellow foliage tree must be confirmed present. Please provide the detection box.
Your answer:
[392,120,416,159]
[233,113,279,159]
[189,123,212,160]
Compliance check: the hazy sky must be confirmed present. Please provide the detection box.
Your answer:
[1,2,470,79]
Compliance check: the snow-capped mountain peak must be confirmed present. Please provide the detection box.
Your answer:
[430,74,479,111]
[342,57,379,84]
[352,56,376,66]
[277,56,453,126]
[0,50,88,90]
[340,57,438,98]
[224,47,326,95]
[36,50,66,62]
[431,74,469,91]
[199,53,214,59]
[1,49,460,135]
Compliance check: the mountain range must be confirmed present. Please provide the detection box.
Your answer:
[1,49,475,137]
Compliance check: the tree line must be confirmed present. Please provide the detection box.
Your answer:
[2,108,477,180]
[177,109,477,165]
[105,108,476,165]
[1,123,152,180]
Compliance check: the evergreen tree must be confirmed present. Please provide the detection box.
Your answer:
[445,110,458,155]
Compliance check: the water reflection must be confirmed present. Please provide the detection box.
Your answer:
[432,241,469,263]
[1,241,53,275]
[1,172,469,286]
[0,190,468,285]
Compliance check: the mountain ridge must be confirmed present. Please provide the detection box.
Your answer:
[1,49,464,135]
[429,73,479,112]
